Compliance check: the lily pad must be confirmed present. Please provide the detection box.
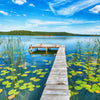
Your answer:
[75,86,82,90]
[0,89,3,93]
[8,89,17,95]
[36,85,40,88]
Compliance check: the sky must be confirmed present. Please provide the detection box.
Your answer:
[0,0,100,34]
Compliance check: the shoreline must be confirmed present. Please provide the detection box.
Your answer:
[0,31,100,36]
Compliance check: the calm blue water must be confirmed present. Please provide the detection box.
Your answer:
[0,35,100,100]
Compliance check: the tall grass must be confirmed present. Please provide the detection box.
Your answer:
[67,39,100,100]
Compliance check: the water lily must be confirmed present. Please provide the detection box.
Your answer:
[8,94,15,100]
[95,90,100,93]
[77,71,83,74]
[25,71,31,74]
[18,65,24,68]
[19,85,27,90]
[31,66,36,68]
[2,81,9,85]
[8,89,17,95]
[45,68,48,71]
[0,89,3,93]
[30,77,36,81]
[43,60,48,62]
[28,88,34,91]
[74,86,82,90]
[21,74,27,77]
[39,75,44,78]
[36,85,40,88]
[0,78,4,82]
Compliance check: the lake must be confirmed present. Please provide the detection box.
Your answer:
[0,35,100,100]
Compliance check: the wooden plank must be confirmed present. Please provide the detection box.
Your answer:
[29,44,59,49]
[40,45,70,100]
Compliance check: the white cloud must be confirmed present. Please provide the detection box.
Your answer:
[0,11,8,15]
[23,14,26,16]
[89,5,100,14]
[48,0,71,14]
[96,26,100,28]
[49,0,100,15]
[12,0,27,5]
[0,21,100,35]
[44,9,51,12]
[42,14,44,16]
[29,3,35,7]
[85,28,100,33]
[51,0,71,7]
[28,19,63,26]
[28,19,100,26]
[17,14,20,16]
[49,2,56,14]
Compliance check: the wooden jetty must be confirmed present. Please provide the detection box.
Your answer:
[40,45,70,100]
[29,44,70,100]
[29,44,59,54]
[29,44,59,49]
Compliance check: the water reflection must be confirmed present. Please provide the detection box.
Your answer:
[0,35,100,100]
[67,39,100,100]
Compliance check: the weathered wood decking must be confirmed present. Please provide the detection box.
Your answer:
[40,45,70,100]
[29,44,59,54]
[29,44,59,49]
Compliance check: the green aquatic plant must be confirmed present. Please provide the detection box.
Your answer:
[25,71,31,74]
[67,39,100,98]
[32,70,38,73]
[33,78,40,82]
[14,84,20,89]
[6,84,11,88]
[2,81,9,85]
[28,88,34,91]
[30,77,36,81]
[17,80,24,83]
[74,86,82,90]
[0,89,3,93]
[45,63,50,65]
[27,84,35,88]
[21,74,28,77]
[0,37,52,99]
[8,89,19,96]
[19,85,27,90]
[43,60,48,62]
[0,78,4,82]
[31,65,36,68]
[45,68,48,71]
[39,75,44,78]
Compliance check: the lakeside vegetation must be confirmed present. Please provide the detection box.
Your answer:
[67,39,100,100]
[0,37,53,100]
[0,30,100,36]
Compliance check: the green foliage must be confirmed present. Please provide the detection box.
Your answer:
[67,39,100,98]
[0,30,100,36]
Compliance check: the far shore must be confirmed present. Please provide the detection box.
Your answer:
[0,30,100,36]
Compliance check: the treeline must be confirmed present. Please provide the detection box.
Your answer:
[0,30,99,36]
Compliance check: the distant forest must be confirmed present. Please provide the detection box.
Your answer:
[0,30,99,36]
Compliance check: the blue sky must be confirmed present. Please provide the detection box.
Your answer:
[0,0,100,34]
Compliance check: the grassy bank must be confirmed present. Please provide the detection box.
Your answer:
[0,30,100,36]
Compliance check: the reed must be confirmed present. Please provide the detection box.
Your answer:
[67,39,100,100]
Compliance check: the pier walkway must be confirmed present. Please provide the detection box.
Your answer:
[40,45,70,100]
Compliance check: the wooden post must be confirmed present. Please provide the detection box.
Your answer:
[31,47,32,51]
[46,48,47,54]
[40,43,42,47]
[55,44,57,47]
